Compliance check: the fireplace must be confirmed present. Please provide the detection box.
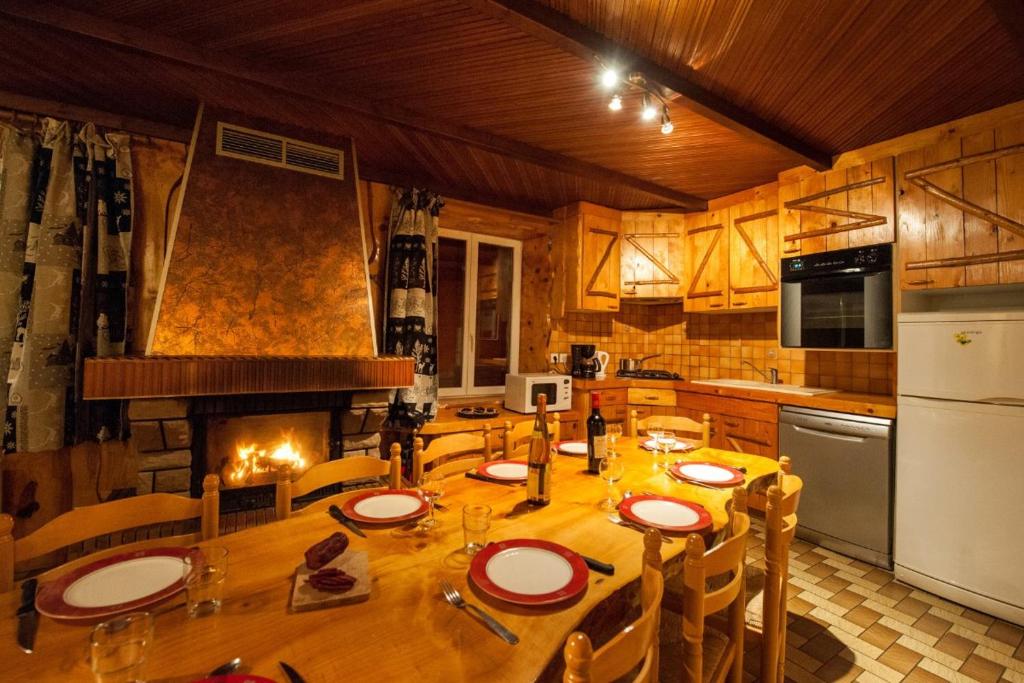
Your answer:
[207,411,330,489]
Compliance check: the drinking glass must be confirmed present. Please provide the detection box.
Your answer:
[462,504,492,555]
[90,611,153,683]
[606,424,622,455]
[645,424,663,464]
[656,431,678,469]
[418,471,446,530]
[183,546,228,618]
[598,453,625,511]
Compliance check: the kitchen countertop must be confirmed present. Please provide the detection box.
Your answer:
[571,377,896,419]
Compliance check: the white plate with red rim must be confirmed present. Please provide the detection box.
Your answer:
[618,495,712,534]
[641,439,694,452]
[556,440,588,455]
[469,539,589,605]
[476,459,529,482]
[669,461,745,488]
[341,489,429,524]
[35,547,199,622]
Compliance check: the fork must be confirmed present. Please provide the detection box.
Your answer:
[606,514,674,543]
[440,580,519,645]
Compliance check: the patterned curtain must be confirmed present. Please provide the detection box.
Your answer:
[0,119,132,453]
[382,188,442,436]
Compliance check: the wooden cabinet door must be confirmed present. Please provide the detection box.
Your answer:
[683,208,729,312]
[897,121,1024,290]
[720,415,778,459]
[620,212,685,301]
[729,190,779,309]
[778,159,895,257]
[580,210,621,312]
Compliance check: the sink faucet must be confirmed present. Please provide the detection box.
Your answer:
[741,360,780,384]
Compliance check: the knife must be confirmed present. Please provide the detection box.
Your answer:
[581,556,615,576]
[328,504,366,538]
[464,472,523,486]
[16,578,38,654]
[279,660,307,683]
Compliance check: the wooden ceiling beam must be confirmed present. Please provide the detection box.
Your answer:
[466,0,833,171]
[0,1,707,210]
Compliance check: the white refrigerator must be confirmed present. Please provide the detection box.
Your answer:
[895,309,1024,626]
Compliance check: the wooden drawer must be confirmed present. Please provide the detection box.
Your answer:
[600,388,628,406]
[604,404,629,423]
[626,388,676,407]
[675,390,777,422]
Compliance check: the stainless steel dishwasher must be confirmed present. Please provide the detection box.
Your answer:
[779,406,895,568]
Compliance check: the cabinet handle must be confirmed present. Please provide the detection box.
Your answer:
[709,303,724,308]
[644,395,660,401]
[907,279,933,286]
[732,301,747,306]
[783,247,800,254]
[724,420,740,428]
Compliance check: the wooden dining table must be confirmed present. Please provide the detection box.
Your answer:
[1,439,779,682]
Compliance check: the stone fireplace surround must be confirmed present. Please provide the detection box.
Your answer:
[82,355,414,503]
[128,390,389,498]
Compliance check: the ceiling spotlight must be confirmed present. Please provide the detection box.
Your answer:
[608,94,623,111]
[600,68,619,89]
[660,106,673,134]
[641,94,658,121]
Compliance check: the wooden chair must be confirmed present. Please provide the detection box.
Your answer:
[412,424,492,481]
[629,411,711,449]
[502,414,561,457]
[663,486,751,683]
[275,443,403,521]
[1,474,220,592]
[744,458,803,683]
[563,528,664,683]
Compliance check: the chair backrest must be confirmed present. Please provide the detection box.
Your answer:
[502,414,561,457]
[631,411,710,448]
[413,426,492,482]
[276,443,402,520]
[680,486,750,683]
[759,467,804,683]
[563,528,664,682]
[1,474,220,592]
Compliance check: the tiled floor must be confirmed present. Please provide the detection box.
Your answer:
[742,521,1024,682]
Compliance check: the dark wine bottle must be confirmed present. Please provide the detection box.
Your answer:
[526,394,552,506]
[586,391,607,473]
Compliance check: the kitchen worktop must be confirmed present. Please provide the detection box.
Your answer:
[572,376,896,419]
[419,397,579,435]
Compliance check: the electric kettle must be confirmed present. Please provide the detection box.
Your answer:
[594,350,610,379]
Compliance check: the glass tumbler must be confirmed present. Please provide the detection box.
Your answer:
[183,546,229,618]
[90,611,154,683]
[462,504,492,555]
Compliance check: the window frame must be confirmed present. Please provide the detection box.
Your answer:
[437,229,522,397]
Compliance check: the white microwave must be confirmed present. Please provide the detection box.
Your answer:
[504,373,572,414]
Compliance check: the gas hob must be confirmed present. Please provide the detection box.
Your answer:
[616,369,681,380]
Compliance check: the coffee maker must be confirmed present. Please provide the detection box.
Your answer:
[571,344,598,378]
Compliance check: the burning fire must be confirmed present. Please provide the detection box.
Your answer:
[226,429,308,486]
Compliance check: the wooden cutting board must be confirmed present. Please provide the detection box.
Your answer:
[290,551,370,612]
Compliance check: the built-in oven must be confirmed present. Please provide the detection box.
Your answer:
[780,243,893,349]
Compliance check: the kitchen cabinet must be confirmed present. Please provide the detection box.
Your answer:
[897,120,1024,289]
[552,202,622,315]
[675,390,778,459]
[683,208,730,311]
[728,186,780,309]
[778,159,895,258]
[572,387,628,427]
[619,211,686,301]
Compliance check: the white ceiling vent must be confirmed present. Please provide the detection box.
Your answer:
[215,122,344,180]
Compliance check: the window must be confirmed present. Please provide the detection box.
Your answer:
[437,230,521,396]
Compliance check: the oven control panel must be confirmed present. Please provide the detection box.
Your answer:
[782,243,892,280]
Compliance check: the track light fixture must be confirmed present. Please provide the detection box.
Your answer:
[596,61,674,134]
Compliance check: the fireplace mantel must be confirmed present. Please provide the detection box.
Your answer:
[82,355,414,399]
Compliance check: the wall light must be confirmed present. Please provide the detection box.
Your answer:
[641,94,658,121]
[660,106,674,135]
[608,94,623,111]
[600,68,619,89]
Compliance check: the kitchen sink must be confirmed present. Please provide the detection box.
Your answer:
[690,379,839,396]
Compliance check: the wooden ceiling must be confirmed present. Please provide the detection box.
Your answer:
[1,0,1022,213]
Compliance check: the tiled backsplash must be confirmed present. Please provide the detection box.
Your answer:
[550,305,895,395]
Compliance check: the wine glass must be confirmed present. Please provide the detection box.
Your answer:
[607,424,623,455]
[597,453,625,511]
[417,471,445,530]
[656,430,678,469]
[645,423,663,464]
